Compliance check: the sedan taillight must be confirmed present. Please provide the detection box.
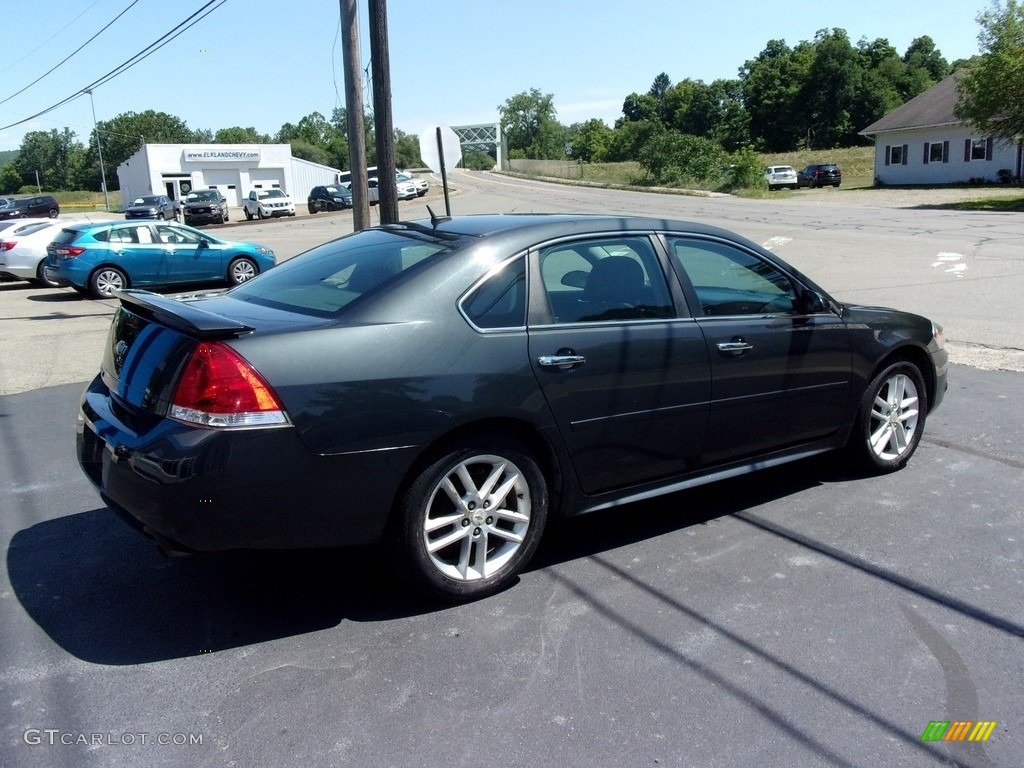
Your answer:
[0,241,14,251]
[170,342,288,428]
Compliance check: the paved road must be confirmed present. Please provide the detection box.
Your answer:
[1,367,1021,768]
[1,173,1022,767]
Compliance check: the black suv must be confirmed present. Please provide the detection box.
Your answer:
[182,189,229,226]
[0,195,60,220]
[797,164,842,188]
[308,184,353,213]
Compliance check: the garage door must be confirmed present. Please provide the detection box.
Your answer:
[203,169,241,207]
[250,169,287,197]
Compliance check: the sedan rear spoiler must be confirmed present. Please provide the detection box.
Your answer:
[118,289,254,339]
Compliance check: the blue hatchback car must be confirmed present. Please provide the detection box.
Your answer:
[44,220,276,298]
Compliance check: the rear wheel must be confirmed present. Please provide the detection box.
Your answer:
[391,438,548,601]
[849,361,928,472]
[308,204,317,214]
[34,260,61,288]
[227,256,257,285]
[90,266,127,299]
[48,208,59,219]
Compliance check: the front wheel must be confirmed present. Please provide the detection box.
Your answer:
[257,208,265,220]
[90,266,127,299]
[849,361,928,472]
[308,204,317,214]
[227,256,258,285]
[391,439,548,601]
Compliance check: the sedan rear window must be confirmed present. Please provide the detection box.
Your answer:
[230,228,456,318]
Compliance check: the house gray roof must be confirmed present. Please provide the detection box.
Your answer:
[860,72,964,136]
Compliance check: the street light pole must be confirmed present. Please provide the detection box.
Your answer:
[85,89,110,211]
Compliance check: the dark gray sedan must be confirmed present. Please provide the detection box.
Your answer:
[77,214,948,601]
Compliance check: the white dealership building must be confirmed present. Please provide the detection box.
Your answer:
[116,144,342,209]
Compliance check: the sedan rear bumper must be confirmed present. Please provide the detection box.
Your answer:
[78,376,414,552]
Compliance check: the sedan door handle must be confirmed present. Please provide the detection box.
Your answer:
[538,354,586,371]
[716,339,754,356]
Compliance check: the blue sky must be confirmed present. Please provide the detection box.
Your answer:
[0,0,986,152]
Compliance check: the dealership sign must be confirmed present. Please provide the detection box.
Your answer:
[183,150,260,162]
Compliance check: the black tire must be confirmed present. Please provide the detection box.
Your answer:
[89,266,127,299]
[223,209,229,223]
[257,208,266,220]
[391,438,548,601]
[227,256,258,285]
[244,208,253,221]
[848,361,928,473]
[35,260,61,288]
[308,204,317,214]
[48,208,59,219]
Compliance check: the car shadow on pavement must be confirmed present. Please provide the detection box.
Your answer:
[6,507,433,666]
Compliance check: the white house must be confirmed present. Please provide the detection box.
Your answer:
[116,144,342,209]
[860,72,1023,185]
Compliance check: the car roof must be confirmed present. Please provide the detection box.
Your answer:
[403,213,761,249]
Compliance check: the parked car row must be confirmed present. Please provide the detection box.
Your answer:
[307,172,429,214]
[764,164,843,190]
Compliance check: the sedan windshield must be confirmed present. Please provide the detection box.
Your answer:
[230,228,459,318]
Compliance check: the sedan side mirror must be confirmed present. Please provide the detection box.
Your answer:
[798,289,828,314]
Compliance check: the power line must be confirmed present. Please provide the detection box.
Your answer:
[0,0,103,77]
[0,0,227,133]
[0,0,143,107]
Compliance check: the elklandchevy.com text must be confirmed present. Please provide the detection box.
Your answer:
[24,729,204,747]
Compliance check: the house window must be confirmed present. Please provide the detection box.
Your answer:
[929,142,944,163]
[972,139,987,160]
[889,145,904,165]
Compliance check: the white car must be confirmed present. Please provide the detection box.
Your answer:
[0,219,66,287]
[397,171,429,197]
[243,189,296,220]
[367,177,418,203]
[765,165,799,191]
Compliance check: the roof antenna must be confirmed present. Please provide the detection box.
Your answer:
[426,204,451,228]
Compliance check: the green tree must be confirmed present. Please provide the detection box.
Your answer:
[799,29,862,148]
[289,140,331,165]
[0,162,24,194]
[394,129,422,169]
[605,118,663,162]
[15,128,85,190]
[903,35,950,82]
[619,92,660,124]
[498,88,565,159]
[214,126,270,143]
[567,118,613,162]
[740,39,814,151]
[83,110,195,190]
[956,0,1024,141]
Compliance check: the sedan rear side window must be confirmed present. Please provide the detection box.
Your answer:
[231,228,454,318]
[538,236,673,323]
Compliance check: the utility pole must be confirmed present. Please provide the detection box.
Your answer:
[86,88,110,211]
[369,0,398,224]
[340,0,370,230]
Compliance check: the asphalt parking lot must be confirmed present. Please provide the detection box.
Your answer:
[1,175,1021,767]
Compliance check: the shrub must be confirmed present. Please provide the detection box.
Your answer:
[721,146,763,190]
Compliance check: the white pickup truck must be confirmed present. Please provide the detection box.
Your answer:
[243,189,296,220]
